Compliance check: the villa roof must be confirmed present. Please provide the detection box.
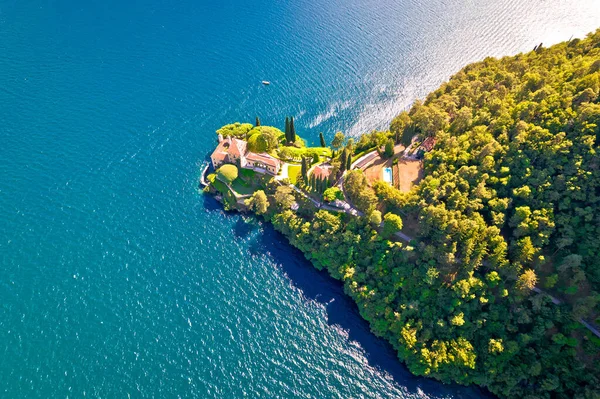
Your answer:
[312,164,331,180]
[245,152,280,168]
[229,137,247,157]
[422,137,436,152]
[211,137,247,162]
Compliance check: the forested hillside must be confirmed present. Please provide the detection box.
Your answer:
[378,30,600,398]
[220,30,600,398]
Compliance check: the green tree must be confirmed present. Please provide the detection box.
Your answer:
[319,132,326,147]
[301,157,309,183]
[517,269,537,291]
[247,126,284,152]
[290,117,297,143]
[247,133,268,152]
[390,111,411,144]
[410,101,448,137]
[331,132,345,152]
[285,117,290,144]
[368,210,382,227]
[384,138,394,158]
[450,312,465,326]
[488,339,504,354]
[323,187,342,202]
[344,170,378,212]
[346,138,355,154]
[382,212,403,238]
[274,185,295,211]
[312,153,320,165]
[245,190,268,214]
[216,122,254,139]
[340,149,348,172]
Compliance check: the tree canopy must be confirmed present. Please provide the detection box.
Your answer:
[247,126,283,152]
[216,122,253,139]
[245,190,269,214]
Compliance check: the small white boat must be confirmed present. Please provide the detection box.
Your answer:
[262,81,271,85]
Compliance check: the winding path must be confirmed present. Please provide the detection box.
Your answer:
[532,287,600,338]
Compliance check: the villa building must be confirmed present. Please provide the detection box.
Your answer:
[244,152,280,175]
[311,164,332,180]
[211,135,281,175]
[421,137,436,152]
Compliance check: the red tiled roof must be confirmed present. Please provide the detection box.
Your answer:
[245,152,280,169]
[229,137,247,158]
[312,165,331,180]
[422,137,436,152]
[211,137,247,163]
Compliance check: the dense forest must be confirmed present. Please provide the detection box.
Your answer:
[214,30,600,398]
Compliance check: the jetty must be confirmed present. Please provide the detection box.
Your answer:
[199,162,210,188]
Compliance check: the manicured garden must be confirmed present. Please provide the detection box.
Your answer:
[287,164,301,184]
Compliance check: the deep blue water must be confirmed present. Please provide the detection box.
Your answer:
[1,0,599,397]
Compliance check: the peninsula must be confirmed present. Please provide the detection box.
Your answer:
[203,31,600,399]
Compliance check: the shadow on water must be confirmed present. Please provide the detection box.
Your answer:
[201,195,259,239]
[255,223,495,399]
[201,192,224,213]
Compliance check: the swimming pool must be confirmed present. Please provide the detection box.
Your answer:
[383,167,393,184]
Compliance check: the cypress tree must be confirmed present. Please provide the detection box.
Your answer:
[255,116,261,127]
[312,153,319,165]
[340,150,348,172]
[310,174,316,191]
[305,158,310,182]
[301,157,308,183]
[290,117,297,143]
[319,132,326,147]
[346,153,352,171]
[285,117,290,144]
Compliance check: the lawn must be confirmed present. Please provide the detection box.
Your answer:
[212,178,231,195]
[240,168,256,180]
[287,164,302,184]
[231,178,255,195]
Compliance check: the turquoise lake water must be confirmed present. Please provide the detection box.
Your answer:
[1,0,599,397]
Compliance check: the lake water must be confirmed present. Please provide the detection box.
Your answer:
[1,0,599,397]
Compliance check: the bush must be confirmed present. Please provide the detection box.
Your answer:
[384,138,394,158]
[369,210,382,226]
[323,187,343,202]
[216,122,253,139]
[382,212,403,238]
[278,146,332,162]
[216,164,238,184]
